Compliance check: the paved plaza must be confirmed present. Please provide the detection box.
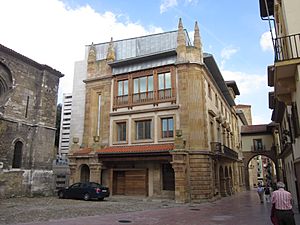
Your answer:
[1,190,300,225]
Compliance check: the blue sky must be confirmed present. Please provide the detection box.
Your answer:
[0,0,274,124]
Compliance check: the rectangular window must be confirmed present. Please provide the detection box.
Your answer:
[158,72,171,90]
[133,75,154,103]
[97,95,101,136]
[292,102,300,137]
[253,139,263,151]
[158,72,172,100]
[118,80,128,96]
[136,120,152,140]
[25,96,29,118]
[221,102,224,114]
[117,122,126,142]
[161,117,174,138]
[133,75,153,93]
[208,83,212,99]
[215,94,218,107]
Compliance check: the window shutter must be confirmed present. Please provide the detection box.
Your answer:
[292,102,300,137]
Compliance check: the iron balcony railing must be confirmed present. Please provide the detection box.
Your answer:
[274,33,300,62]
[210,142,238,160]
[251,145,266,151]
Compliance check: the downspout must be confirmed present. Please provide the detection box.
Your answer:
[261,0,277,60]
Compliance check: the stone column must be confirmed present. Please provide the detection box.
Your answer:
[68,163,77,184]
[89,162,103,184]
[172,158,188,203]
[171,129,189,203]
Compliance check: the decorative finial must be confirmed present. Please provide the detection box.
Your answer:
[194,21,201,49]
[176,18,186,62]
[88,42,96,63]
[106,37,115,62]
[178,18,183,29]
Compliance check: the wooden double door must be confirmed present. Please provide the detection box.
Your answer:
[113,169,148,196]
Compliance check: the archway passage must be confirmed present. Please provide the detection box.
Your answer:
[247,155,277,190]
[12,141,23,168]
[243,150,277,190]
[80,164,90,182]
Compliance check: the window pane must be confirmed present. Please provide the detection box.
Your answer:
[168,118,174,137]
[118,81,123,96]
[140,77,147,92]
[162,119,168,132]
[134,79,139,93]
[136,120,151,140]
[165,72,171,89]
[145,120,151,139]
[162,118,173,138]
[136,121,143,139]
[117,123,126,141]
[123,80,128,95]
[158,74,164,90]
[148,76,153,91]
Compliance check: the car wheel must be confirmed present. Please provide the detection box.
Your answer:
[83,193,90,201]
[98,197,104,201]
[58,191,64,199]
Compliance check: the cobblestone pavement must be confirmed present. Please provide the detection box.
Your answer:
[0,195,179,225]
[1,190,300,225]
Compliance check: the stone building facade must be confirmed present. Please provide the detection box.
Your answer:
[69,19,246,203]
[259,0,300,208]
[0,44,63,197]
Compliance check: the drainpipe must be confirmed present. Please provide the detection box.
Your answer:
[261,0,277,60]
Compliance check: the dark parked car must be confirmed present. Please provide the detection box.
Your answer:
[58,182,110,201]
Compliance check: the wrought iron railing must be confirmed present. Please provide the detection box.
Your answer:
[133,91,154,103]
[274,33,300,62]
[251,145,266,151]
[210,142,238,160]
[114,88,175,109]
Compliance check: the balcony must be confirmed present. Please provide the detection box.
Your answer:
[271,33,300,105]
[274,33,300,62]
[114,88,176,110]
[251,145,266,151]
[133,91,154,104]
[211,142,238,160]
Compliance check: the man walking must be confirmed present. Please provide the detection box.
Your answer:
[257,183,264,203]
[271,181,296,225]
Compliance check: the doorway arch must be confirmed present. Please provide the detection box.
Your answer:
[243,150,277,190]
[246,154,277,190]
[219,166,226,196]
[12,141,23,168]
[80,164,90,182]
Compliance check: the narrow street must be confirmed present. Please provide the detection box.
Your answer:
[12,190,300,225]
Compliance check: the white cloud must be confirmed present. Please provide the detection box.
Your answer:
[220,46,239,68]
[0,0,163,100]
[160,0,178,13]
[260,31,273,52]
[221,46,239,61]
[221,70,272,124]
[221,70,266,94]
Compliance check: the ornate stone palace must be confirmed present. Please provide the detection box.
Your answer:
[69,19,246,203]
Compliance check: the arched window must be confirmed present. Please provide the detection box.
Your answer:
[80,164,90,182]
[0,63,13,103]
[12,141,23,168]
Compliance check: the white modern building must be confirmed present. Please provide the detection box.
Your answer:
[59,93,72,157]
